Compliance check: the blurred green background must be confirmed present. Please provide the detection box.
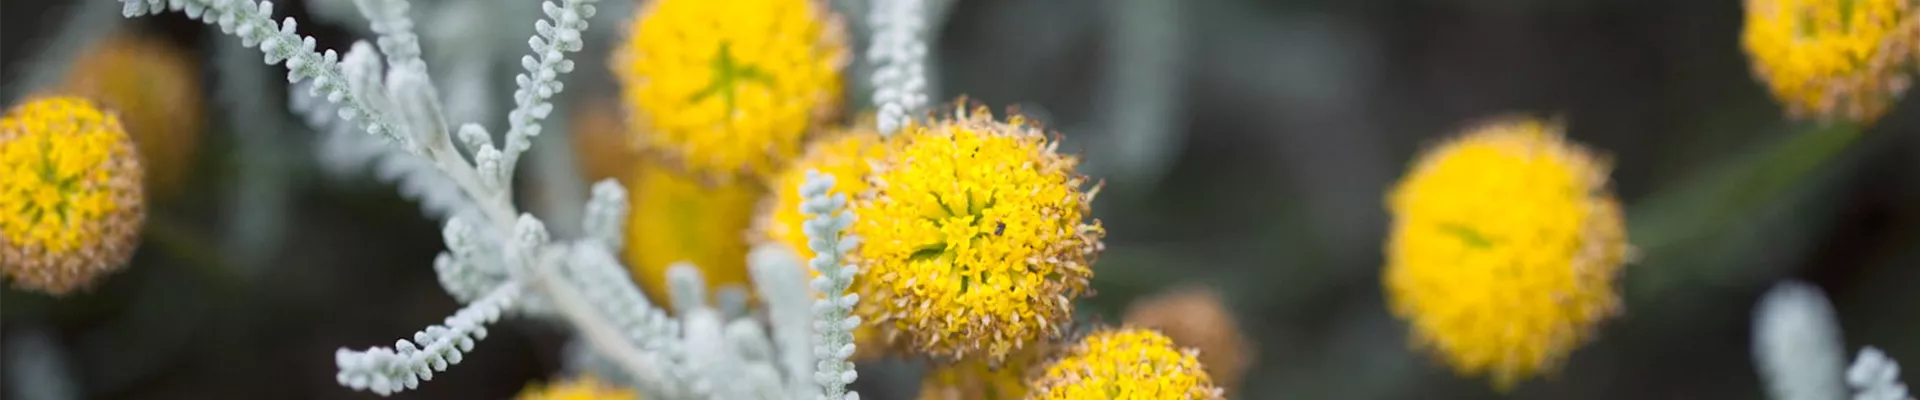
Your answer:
[2,0,1917,398]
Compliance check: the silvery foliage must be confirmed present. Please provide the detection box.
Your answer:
[801,171,864,400]
[1755,281,1913,400]
[868,0,929,135]
[122,2,869,396]
[1755,281,1850,400]
[1849,347,1912,400]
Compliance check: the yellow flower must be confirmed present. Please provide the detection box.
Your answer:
[1742,0,1920,124]
[59,32,203,199]
[624,160,762,310]
[0,96,146,295]
[613,0,848,182]
[852,105,1104,363]
[918,344,1047,400]
[1122,285,1254,395]
[758,123,884,266]
[1029,328,1224,400]
[1383,117,1629,390]
[516,376,639,400]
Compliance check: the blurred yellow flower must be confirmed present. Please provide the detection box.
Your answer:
[757,123,884,267]
[1122,285,1254,395]
[613,0,848,182]
[1742,0,1920,124]
[570,96,643,185]
[516,376,639,400]
[917,345,1046,400]
[59,32,203,198]
[0,96,146,295]
[1029,328,1224,400]
[755,122,898,358]
[624,161,762,310]
[852,105,1104,363]
[1384,117,1629,390]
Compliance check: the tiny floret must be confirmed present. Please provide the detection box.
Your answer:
[1742,0,1920,124]
[1384,117,1630,390]
[852,104,1104,363]
[1,97,146,295]
[613,0,849,181]
[1029,328,1224,400]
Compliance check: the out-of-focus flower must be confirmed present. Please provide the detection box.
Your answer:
[851,104,1104,364]
[612,0,848,182]
[624,161,762,310]
[570,96,643,185]
[755,121,896,359]
[916,346,1046,400]
[0,96,146,295]
[58,32,203,198]
[1028,328,1224,400]
[1742,0,1920,124]
[1122,285,1254,395]
[1383,117,1629,390]
[516,376,640,400]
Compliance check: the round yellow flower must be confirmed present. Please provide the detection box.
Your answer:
[1122,285,1254,395]
[516,376,639,400]
[1742,0,1920,124]
[59,32,203,198]
[852,105,1104,363]
[613,0,848,182]
[1,96,146,295]
[624,160,762,310]
[918,345,1046,400]
[1384,117,1629,390]
[1029,328,1224,400]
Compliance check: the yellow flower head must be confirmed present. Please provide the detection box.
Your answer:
[60,32,203,198]
[918,344,1047,400]
[0,96,146,295]
[1029,328,1224,400]
[624,161,763,310]
[1742,0,1920,124]
[1384,117,1629,390]
[1122,285,1254,395]
[516,376,639,400]
[852,104,1105,363]
[613,0,849,182]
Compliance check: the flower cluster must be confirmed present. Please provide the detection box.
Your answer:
[1384,117,1630,390]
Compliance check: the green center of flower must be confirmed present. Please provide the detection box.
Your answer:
[689,43,776,116]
